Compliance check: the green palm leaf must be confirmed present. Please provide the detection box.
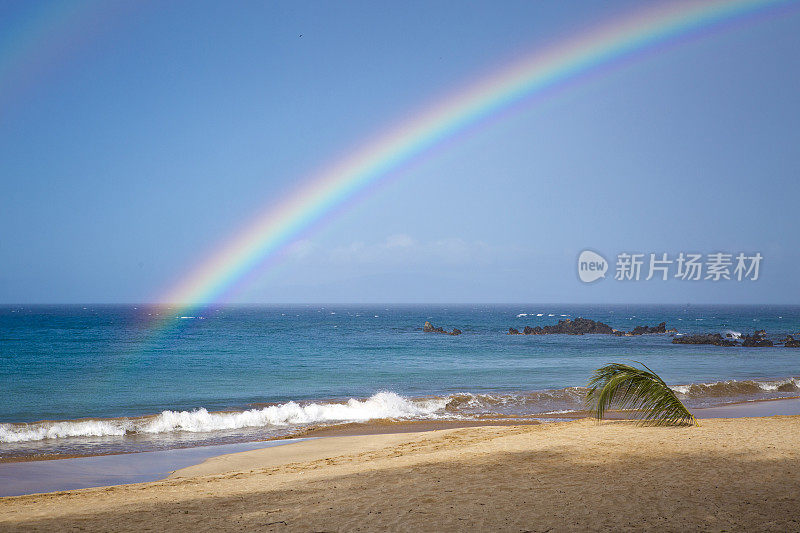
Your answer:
[586,361,698,426]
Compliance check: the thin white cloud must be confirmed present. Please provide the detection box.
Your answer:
[319,235,498,265]
[384,233,415,248]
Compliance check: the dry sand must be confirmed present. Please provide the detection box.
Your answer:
[1,416,799,531]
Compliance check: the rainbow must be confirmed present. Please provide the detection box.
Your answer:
[159,0,792,311]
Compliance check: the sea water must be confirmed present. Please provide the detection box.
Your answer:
[1,304,798,459]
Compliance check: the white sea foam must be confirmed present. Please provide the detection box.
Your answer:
[142,392,448,434]
[722,329,742,339]
[516,313,528,318]
[0,419,129,443]
[4,379,799,445]
[0,392,449,443]
[757,377,799,391]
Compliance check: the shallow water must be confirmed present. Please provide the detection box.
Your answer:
[0,439,308,497]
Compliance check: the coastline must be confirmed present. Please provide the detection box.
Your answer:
[1,414,798,531]
[3,373,798,463]
[4,392,799,465]
[1,396,799,499]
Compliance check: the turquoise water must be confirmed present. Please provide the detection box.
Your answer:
[1,304,798,458]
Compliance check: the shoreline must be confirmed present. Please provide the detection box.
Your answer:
[1,397,799,499]
[2,372,796,460]
[3,395,799,466]
[1,415,798,531]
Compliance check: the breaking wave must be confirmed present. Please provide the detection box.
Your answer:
[0,419,127,443]
[0,392,449,444]
[2,377,798,444]
[670,377,800,406]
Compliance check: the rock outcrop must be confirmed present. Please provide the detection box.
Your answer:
[423,321,462,336]
[671,330,785,347]
[741,331,773,347]
[783,335,800,347]
[629,322,667,335]
[672,334,738,347]
[509,317,671,336]
[517,318,615,335]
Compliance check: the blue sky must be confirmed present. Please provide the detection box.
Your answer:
[1,0,799,304]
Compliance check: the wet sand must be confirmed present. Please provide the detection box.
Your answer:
[1,412,799,531]
[0,439,309,498]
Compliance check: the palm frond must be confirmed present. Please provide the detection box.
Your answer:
[585,361,698,426]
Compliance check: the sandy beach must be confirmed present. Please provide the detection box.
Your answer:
[1,415,798,532]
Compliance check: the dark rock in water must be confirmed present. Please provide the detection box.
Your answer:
[512,317,670,337]
[741,331,773,347]
[742,337,773,347]
[520,317,615,335]
[423,321,461,336]
[672,330,776,347]
[629,322,667,335]
[783,335,800,347]
[672,334,738,347]
[508,328,520,335]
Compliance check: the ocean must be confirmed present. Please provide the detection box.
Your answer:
[1,304,798,460]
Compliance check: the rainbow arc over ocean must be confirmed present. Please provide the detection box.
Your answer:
[155,0,792,316]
